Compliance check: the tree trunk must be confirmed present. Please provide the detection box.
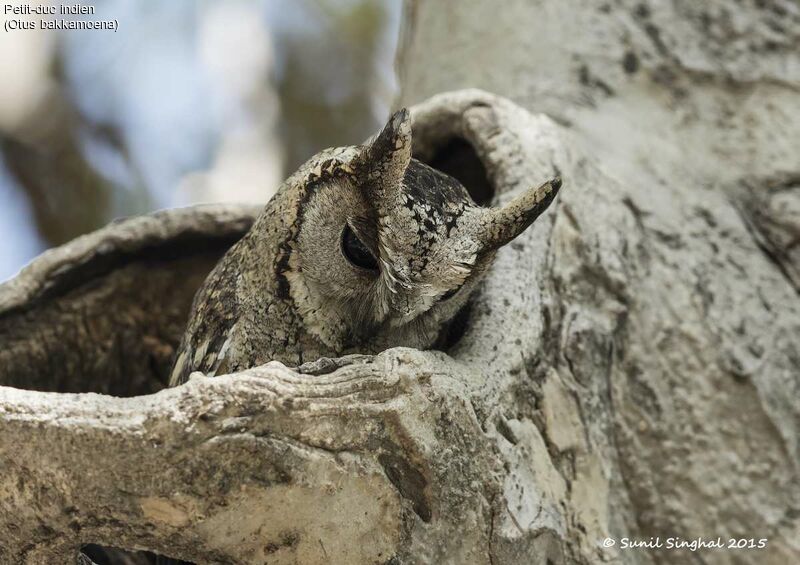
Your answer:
[397,1,800,563]
[0,2,798,564]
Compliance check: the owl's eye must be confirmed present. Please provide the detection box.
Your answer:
[341,224,378,271]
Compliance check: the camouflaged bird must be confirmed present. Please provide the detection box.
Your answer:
[169,108,561,386]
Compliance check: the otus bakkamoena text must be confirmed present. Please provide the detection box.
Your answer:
[170,109,560,385]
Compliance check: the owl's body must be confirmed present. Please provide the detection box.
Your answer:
[170,110,560,386]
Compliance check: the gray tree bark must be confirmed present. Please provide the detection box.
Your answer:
[397,0,800,563]
[0,2,798,564]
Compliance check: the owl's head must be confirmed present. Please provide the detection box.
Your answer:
[284,109,560,353]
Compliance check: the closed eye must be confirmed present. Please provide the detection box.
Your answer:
[341,224,379,271]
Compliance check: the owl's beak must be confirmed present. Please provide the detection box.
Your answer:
[478,177,562,251]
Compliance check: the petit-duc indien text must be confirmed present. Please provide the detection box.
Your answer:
[3,3,118,31]
[4,4,95,15]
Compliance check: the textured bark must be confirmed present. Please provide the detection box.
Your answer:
[398,1,800,564]
[0,2,798,564]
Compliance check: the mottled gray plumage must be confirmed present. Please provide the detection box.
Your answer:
[169,109,560,386]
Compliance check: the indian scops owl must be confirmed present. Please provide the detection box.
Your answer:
[169,109,560,386]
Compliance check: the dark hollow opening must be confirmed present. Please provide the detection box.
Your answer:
[81,545,194,565]
[421,136,496,353]
[0,231,244,397]
[436,301,473,352]
[425,137,494,206]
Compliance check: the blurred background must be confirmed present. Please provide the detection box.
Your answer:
[0,0,401,280]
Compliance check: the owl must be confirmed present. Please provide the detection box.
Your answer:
[169,109,560,386]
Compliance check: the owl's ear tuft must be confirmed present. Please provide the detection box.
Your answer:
[477,176,562,251]
[358,108,413,206]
